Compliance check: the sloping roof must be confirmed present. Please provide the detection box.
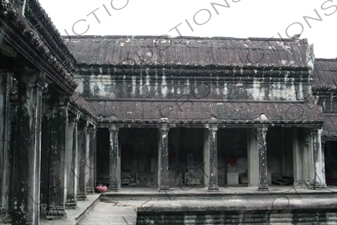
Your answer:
[313,58,337,90]
[64,36,310,68]
[322,115,337,138]
[70,93,97,121]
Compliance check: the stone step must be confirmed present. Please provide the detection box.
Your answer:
[136,211,337,224]
[79,202,137,225]
[272,176,293,186]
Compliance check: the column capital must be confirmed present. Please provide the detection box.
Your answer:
[108,124,119,133]
[14,67,40,87]
[159,126,170,133]
[208,126,218,132]
[309,127,323,135]
[310,129,319,135]
[87,125,96,132]
[68,113,81,124]
[256,126,268,133]
[78,120,89,130]
[56,94,70,107]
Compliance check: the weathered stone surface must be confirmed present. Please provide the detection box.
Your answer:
[77,121,88,201]
[158,127,169,191]
[65,36,310,67]
[257,127,268,191]
[108,125,120,192]
[11,71,43,225]
[0,73,11,217]
[65,115,79,209]
[46,95,69,219]
[1,2,337,224]
[86,126,97,194]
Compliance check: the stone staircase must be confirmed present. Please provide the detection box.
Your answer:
[136,211,337,225]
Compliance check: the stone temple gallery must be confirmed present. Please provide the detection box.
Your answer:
[1,1,337,225]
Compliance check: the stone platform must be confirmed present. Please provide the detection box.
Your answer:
[2,186,337,224]
[84,186,337,224]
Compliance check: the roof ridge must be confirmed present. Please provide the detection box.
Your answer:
[62,35,298,42]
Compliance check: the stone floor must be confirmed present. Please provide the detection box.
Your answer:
[40,194,100,225]
[79,185,337,224]
[79,202,137,225]
[1,185,337,224]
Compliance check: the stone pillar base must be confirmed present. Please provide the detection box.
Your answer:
[65,199,77,209]
[86,188,95,194]
[0,208,9,222]
[315,183,327,190]
[76,193,87,201]
[258,185,269,191]
[46,207,66,220]
[158,186,169,192]
[108,188,118,192]
[208,186,219,192]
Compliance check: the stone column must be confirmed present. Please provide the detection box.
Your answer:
[92,128,97,191]
[11,71,43,225]
[203,129,209,188]
[158,126,169,191]
[311,129,327,189]
[204,127,218,191]
[86,126,96,194]
[0,73,11,216]
[257,127,268,191]
[302,129,313,188]
[77,121,88,200]
[247,128,259,187]
[40,100,52,216]
[321,139,326,186]
[108,125,120,192]
[65,114,79,208]
[292,127,303,186]
[46,95,68,219]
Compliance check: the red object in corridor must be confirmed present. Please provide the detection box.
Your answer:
[168,150,176,160]
[95,184,107,193]
[228,157,237,167]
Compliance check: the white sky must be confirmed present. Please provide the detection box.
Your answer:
[39,0,337,58]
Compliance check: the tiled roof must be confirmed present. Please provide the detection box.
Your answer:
[313,59,337,89]
[64,36,310,68]
[70,92,97,120]
[322,115,337,138]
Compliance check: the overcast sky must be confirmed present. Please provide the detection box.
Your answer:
[39,0,337,58]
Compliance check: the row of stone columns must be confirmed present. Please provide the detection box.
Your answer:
[0,72,97,224]
[40,98,97,220]
[107,125,327,192]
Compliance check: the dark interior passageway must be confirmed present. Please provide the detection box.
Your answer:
[96,128,110,186]
[267,127,294,186]
[217,129,248,187]
[324,141,337,185]
[119,128,158,188]
[168,128,204,187]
